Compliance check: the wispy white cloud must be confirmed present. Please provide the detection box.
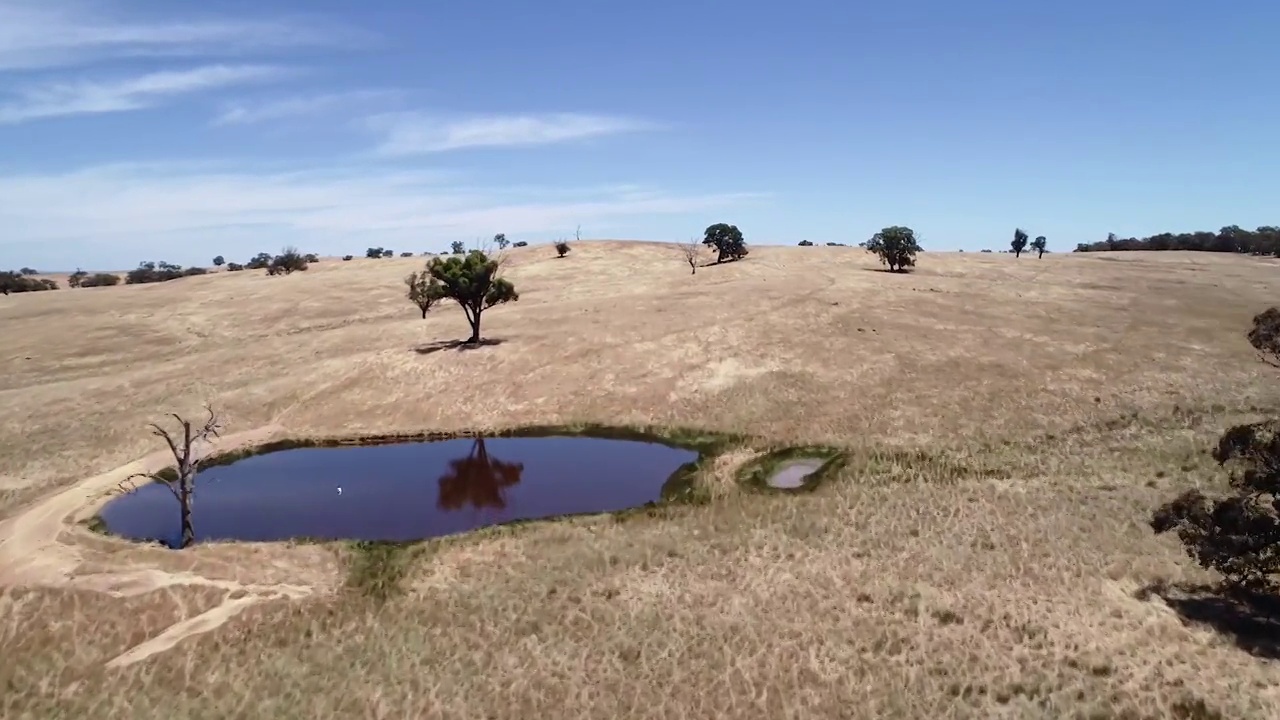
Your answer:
[369,112,660,155]
[0,0,361,71]
[0,162,764,266]
[0,65,291,124]
[213,89,401,126]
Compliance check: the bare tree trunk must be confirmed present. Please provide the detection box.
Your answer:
[1038,249,1044,259]
[179,484,195,549]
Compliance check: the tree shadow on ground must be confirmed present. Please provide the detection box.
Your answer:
[1136,581,1280,659]
[860,267,913,274]
[412,338,506,355]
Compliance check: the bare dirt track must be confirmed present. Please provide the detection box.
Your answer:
[3,242,1280,719]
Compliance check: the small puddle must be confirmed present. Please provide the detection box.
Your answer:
[98,435,700,547]
[766,459,826,489]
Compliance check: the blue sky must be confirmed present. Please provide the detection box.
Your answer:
[1,0,1277,270]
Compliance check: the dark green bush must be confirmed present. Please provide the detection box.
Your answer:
[126,261,205,285]
[80,273,121,287]
[1152,309,1280,589]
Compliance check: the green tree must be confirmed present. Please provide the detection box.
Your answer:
[493,233,509,250]
[247,252,273,270]
[1011,228,1029,258]
[1151,309,1280,589]
[266,246,308,276]
[425,250,519,343]
[450,240,466,255]
[702,223,748,263]
[212,255,225,266]
[1030,235,1047,259]
[81,273,121,287]
[864,226,922,272]
[405,271,444,318]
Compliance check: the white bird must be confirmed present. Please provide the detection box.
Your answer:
[337,487,342,495]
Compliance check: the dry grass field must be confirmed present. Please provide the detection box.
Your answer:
[3,241,1280,719]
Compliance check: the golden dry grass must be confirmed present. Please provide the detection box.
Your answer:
[3,242,1280,718]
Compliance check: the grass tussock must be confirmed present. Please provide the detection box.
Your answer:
[4,244,1280,718]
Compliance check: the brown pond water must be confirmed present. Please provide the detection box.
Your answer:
[98,436,699,548]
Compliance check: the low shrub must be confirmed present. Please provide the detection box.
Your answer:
[126,261,206,285]
[342,255,353,261]
[0,271,58,294]
[80,272,121,287]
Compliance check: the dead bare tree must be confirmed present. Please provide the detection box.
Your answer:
[678,237,703,275]
[124,406,223,549]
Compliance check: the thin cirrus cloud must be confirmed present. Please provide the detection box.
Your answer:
[369,112,662,155]
[0,162,763,266]
[0,0,361,71]
[213,89,403,126]
[0,64,293,125]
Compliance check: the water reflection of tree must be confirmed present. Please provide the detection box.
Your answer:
[436,438,524,511]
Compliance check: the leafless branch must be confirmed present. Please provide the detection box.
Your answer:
[677,237,703,274]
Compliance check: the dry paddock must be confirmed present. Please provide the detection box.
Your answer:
[3,242,1280,719]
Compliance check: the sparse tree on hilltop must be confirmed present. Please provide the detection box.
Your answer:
[247,252,273,270]
[864,226,922,272]
[1011,228,1029,258]
[702,223,748,263]
[122,406,223,550]
[406,271,444,318]
[266,246,308,275]
[424,250,518,343]
[19,267,37,276]
[450,240,465,255]
[382,249,394,258]
[212,255,225,266]
[555,240,571,258]
[494,233,509,250]
[366,247,384,259]
[304,253,319,263]
[81,272,121,287]
[677,238,703,274]
[1031,235,1047,259]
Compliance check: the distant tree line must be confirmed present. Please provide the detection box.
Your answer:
[1074,226,1280,255]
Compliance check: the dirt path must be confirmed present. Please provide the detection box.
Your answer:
[0,424,324,667]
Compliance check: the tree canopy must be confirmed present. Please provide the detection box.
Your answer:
[1011,228,1029,258]
[863,226,922,272]
[1030,235,1047,259]
[702,223,748,263]
[424,250,518,343]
